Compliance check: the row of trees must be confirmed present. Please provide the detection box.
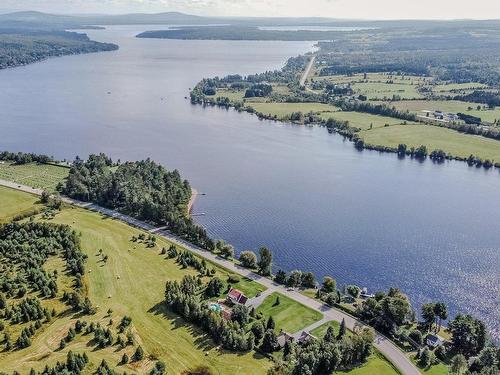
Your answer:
[0,151,54,165]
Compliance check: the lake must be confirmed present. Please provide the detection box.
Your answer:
[0,25,499,339]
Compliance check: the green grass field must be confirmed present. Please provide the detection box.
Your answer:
[431,82,488,93]
[210,85,291,103]
[256,292,323,333]
[0,189,271,374]
[411,355,448,375]
[312,72,431,86]
[340,352,401,375]
[360,124,500,160]
[248,102,339,119]
[310,320,340,339]
[0,185,41,223]
[320,111,418,130]
[379,100,500,123]
[0,162,69,192]
[351,82,423,100]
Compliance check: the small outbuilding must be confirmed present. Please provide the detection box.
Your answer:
[426,334,444,348]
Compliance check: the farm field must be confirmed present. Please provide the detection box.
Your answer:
[0,188,271,374]
[351,82,423,100]
[360,124,500,160]
[431,82,489,93]
[256,292,323,333]
[248,102,339,118]
[320,111,418,130]
[0,162,69,192]
[378,100,500,123]
[311,72,432,86]
[0,185,40,223]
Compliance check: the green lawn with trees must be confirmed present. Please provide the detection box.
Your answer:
[256,292,323,333]
[310,320,341,338]
[0,188,271,374]
[340,352,401,375]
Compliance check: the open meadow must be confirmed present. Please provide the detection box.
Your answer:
[0,162,69,192]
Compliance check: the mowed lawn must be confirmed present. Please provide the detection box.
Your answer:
[310,320,341,339]
[256,292,322,333]
[0,162,69,191]
[0,185,41,223]
[248,102,340,118]
[319,111,418,130]
[379,100,500,123]
[360,124,500,160]
[0,189,271,374]
[340,352,401,375]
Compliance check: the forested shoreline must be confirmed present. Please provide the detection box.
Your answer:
[59,153,214,250]
[0,30,118,70]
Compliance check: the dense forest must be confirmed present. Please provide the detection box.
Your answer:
[139,26,370,41]
[60,154,214,250]
[316,27,500,87]
[0,30,118,70]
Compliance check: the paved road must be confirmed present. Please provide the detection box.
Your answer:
[299,55,316,86]
[0,179,419,375]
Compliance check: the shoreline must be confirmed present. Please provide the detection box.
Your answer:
[195,99,500,170]
[0,178,421,375]
[187,188,198,215]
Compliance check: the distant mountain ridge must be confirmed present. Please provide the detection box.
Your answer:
[0,10,499,29]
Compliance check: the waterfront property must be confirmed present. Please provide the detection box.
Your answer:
[227,288,249,305]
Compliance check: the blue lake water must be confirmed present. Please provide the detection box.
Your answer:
[0,25,498,339]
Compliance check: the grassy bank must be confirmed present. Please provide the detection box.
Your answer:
[360,124,500,161]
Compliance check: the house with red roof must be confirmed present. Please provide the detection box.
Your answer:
[226,288,248,305]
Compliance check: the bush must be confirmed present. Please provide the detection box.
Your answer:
[227,275,240,284]
[409,329,424,346]
[239,251,257,268]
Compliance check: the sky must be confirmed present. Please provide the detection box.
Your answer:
[1,0,500,20]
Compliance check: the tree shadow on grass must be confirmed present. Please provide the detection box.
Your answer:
[148,301,257,357]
